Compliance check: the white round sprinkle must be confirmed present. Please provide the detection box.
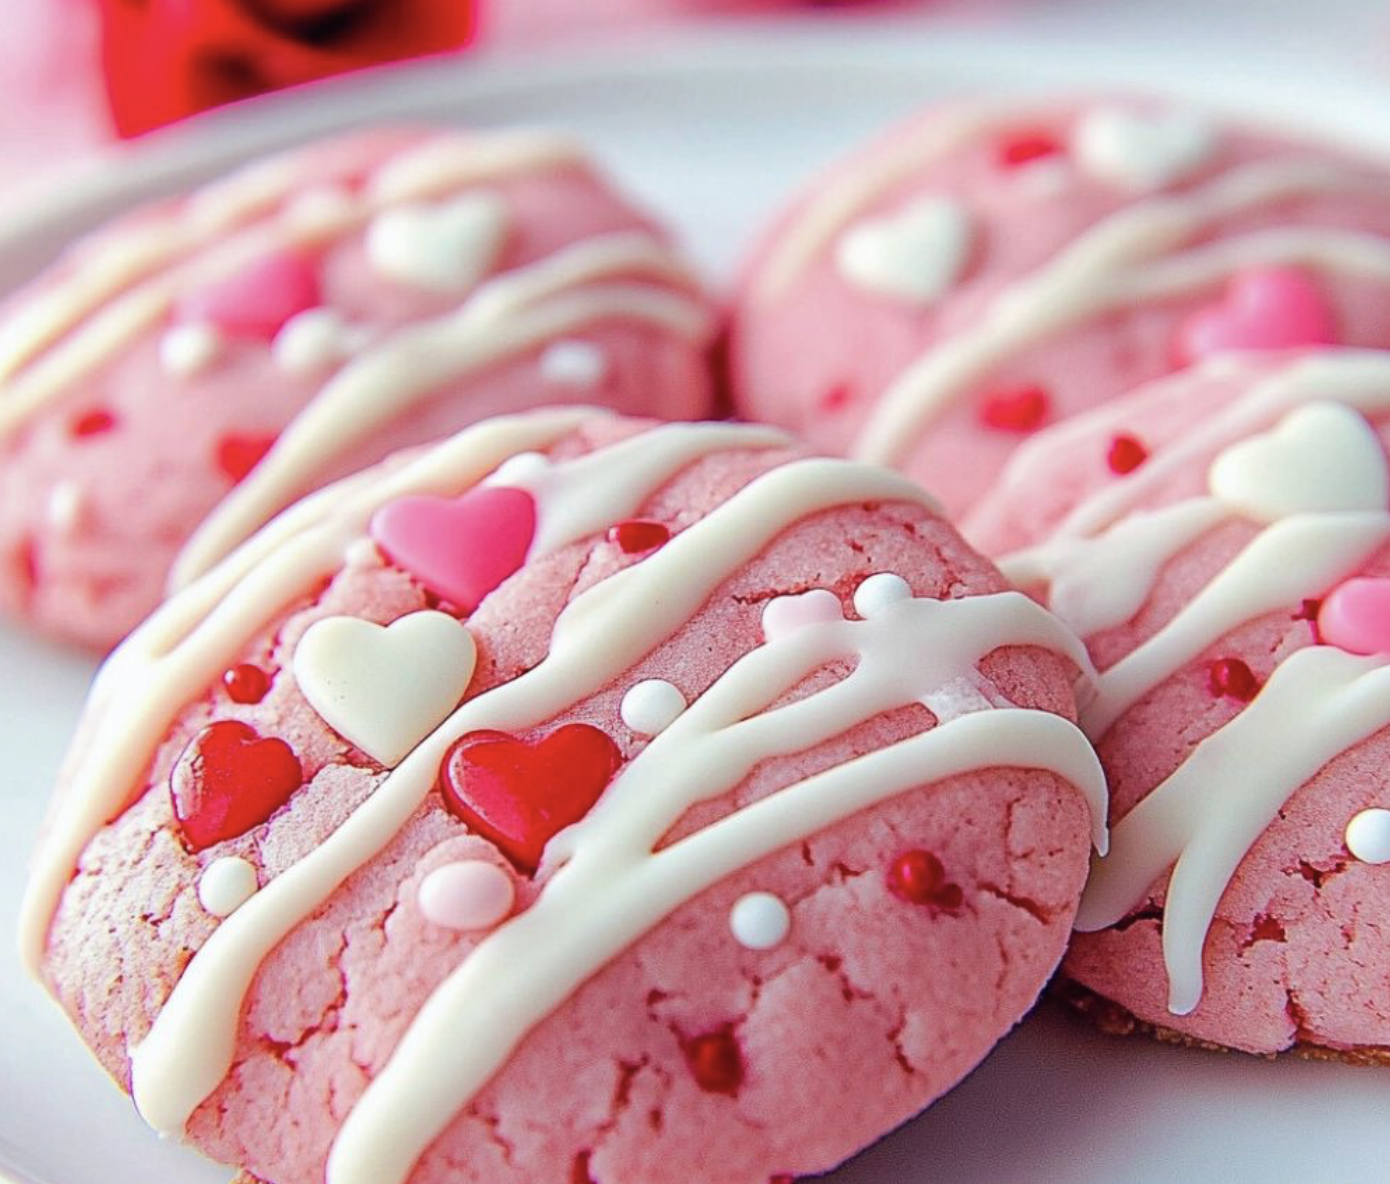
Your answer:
[159,322,222,378]
[1345,808,1390,864]
[730,892,791,951]
[198,856,259,918]
[273,307,360,375]
[344,538,382,569]
[620,679,687,736]
[540,340,609,389]
[854,572,913,619]
[418,860,515,931]
[47,481,86,533]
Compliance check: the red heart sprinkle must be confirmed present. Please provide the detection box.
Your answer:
[1106,433,1148,475]
[607,519,670,554]
[997,131,1064,169]
[979,383,1051,432]
[371,485,536,615]
[439,723,621,872]
[170,721,303,851]
[887,849,963,911]
[682,1027,744,1096]
[216,433,277,483]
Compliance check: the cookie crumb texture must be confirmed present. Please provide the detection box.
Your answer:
[41,417,1092,1184]
[0,129,712,648]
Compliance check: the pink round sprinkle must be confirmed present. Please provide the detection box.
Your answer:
[418,860,515,931]
[1317,578,1390,656]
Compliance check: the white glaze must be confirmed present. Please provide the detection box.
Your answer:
[836,195,972,304]
[197,857,258,918]
[292,611,478,768]
[1002,355,1390,1014]
[620,679,687,736]
[729,892,792,950]
[1345,807,1390,864]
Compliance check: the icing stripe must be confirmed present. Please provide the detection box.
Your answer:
[848,159,1390,467]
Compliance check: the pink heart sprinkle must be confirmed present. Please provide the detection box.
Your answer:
[1318,578,1390,656]
[176,250,321,340]
[370,485,536,614]
[1172,267,1337,368]
[761,589,844,642]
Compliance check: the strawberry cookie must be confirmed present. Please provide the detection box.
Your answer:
[22,410,1106,1184]
[729,96,1390,521]
[0,127,714,649]
[970,348,1390,1058]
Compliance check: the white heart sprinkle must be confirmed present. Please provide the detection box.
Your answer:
[1072,106,1217,192]
[620,679,686,736]
[1209,402,1389,523]
[836,195,972,305]
[293,610,477,767]
[159,322,222,378]
[198,856,258,918]
[540,340,609,388]
[729,892,791,951]
[365,192,509,293]
[1346,807,1390,864]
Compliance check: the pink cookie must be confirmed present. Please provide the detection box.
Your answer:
[0,127,714,649]
[22,411,1105,1184]
[970,347,1390,1058]
[728,96,1390,523]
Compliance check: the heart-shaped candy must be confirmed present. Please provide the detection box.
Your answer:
[1174,268,1336,366]
[170,721,303,852]
[1072,105,1217,192]
[761,589,844,643]
[176,249,321,339]
[836,195,973,304]
[294,610,477,767]
[370,485,536,614]
[1319,578,1390,656]
[365,192,508,293]
[1208,401,1388,523]
[440,724,622,872]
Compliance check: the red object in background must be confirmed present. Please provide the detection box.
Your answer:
[98,0,476,137]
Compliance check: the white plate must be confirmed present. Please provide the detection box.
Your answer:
[5,12,1390,1184]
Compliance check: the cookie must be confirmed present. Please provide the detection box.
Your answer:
[728,96,1390,521]
[21,410,1106,1184]
[971,347,1390,1058]
[0,128,714,648]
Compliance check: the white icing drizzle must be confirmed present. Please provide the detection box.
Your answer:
[326,592,1104,1184]
[169,232,712,587]
[1001,353,1390,1014]
[0,130,583,424]
[23,414,1105,1177]
[851,159,1390,467]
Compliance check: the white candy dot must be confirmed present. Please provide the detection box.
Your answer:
[540,340,609,389]
[419,860,515,931]
[159,322,222,378]
[198,856,259,918]
[1345,808,1390,864]
[730,892,791,951]
[853,572,913,619]
[273,307,361,375]
[620,679,686,735]
[47,481,86,533]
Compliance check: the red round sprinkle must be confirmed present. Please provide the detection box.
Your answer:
[979,384,1050,432]
[683,1027,743,1096]
[997,131,1064,169]
[607,519,671,555]
[887,849,964,910]
[71,408,117,438]
[223,663,270,705]
[1107,434,1148,475]
[1208,657,1259,702]
[820,382,854,413]
[216,433,277,483]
